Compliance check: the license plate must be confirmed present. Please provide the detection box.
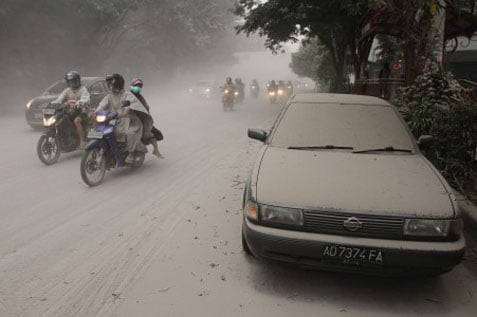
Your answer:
[42,108,55,115]
[88,131,104,139]
[322,245,383,264]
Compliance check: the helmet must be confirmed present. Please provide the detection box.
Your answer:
[107,73,125,92]
[235,77,242,83]
[65,70,81,88]
[226,77,232,84]
[130,77,143,88]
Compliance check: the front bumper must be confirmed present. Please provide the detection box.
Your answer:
[243,218,465,275]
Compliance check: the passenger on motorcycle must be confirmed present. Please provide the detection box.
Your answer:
[129,78,164,159]
[95,73,145,164]
[53,70,90,149]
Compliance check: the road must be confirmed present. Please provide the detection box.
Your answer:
[0,93,476,317]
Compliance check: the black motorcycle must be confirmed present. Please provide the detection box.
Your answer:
[37,102,88,165]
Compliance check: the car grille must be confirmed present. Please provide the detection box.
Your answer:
[303,210,404,239]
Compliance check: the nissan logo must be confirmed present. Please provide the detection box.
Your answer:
[343,217,363,231]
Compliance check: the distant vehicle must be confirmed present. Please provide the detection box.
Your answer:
[188,80,218,99]
[242,93,465,276]
[25,77,109,129]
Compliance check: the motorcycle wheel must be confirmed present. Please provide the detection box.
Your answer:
[37,134,61,165]
[80,148,106,187]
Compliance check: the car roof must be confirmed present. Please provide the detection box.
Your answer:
[290,93,391,107]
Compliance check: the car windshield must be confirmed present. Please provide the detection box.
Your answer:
[43,81,67,95]
[270,102,415,152]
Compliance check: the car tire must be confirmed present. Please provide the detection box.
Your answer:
[242,228,253,256]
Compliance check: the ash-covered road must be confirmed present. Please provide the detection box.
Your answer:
[0,93,476,317]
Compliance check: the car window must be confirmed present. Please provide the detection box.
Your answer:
[270,102,415,151]
[89,81,106,94]
[44,81,67,95]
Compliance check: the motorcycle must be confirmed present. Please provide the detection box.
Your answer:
[80,105,147,187]
[250,84,259,99]
[268,88,278,104]
[222,88,235,111]
[235,88,245,104]
[37,101,88,165]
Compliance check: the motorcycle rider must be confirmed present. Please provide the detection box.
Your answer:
[286,80,294,96]
[250,79,260,97]
[234,77,245,102]
[222,77,235,93]
[53,70,90,149]
[129,78,164,159]
[95,73,145,164]
[268,80,278,92]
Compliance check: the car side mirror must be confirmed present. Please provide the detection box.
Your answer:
[417,135,433,147]
[248,128,267,142]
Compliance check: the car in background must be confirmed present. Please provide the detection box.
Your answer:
[188,80,218,99]
[25,77,109,129]
[242,93,465,276]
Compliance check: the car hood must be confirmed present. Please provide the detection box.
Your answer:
[30,95,57,109]
[256,147,454,218]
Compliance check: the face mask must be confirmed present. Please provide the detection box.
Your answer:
[130,86,142,94]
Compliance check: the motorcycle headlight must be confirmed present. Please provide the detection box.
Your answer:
[26,99,34,110]
[403,219,461,237]
[224,89,229,94]
[189,88,193,93]
[205,88,210,93]
[261,205,304,226]
[96,115,107,123]
[278,89,284,95]
[269,91,275,96]
[43,116,57,127]
[234,91,239,96]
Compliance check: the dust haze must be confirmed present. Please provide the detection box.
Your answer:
[0,0,299,115]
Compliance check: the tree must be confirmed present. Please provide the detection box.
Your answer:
[290,37,336,89]
[235,0,370,92]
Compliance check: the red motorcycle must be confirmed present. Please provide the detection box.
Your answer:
[222,88,235,111]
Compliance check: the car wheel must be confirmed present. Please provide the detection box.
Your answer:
[242,228,252,256]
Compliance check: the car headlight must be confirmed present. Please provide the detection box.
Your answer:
[96,115,107,123]
[261,205,304,226]
[43,116,56,127]
[403,219,462,237]
[205,88,210,93]
[26,99,34,110]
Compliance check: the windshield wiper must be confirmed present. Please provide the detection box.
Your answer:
[352,146,412,154]
[288,145,354,150]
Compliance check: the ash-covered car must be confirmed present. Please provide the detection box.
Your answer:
[242,93,465,276]
[25,77,109,129]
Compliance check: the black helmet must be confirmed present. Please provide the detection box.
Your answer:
[226,77,232,84]
[65,70,81,88]
[107,73,125,92]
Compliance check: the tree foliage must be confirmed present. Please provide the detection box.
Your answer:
[235,0,369,92]
[0,0,237,99]
[289,37,335,88]
[393,60,477,191]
